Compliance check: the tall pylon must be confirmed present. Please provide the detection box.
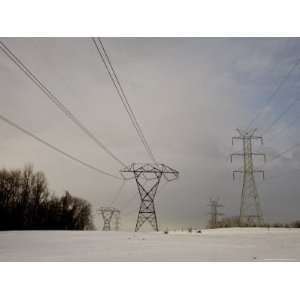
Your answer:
[98,207,120,231]
[120,163,179,232]
[208,197,223,228]
[231,129,266,226]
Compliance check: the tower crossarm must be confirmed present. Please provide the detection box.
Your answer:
[231,152,266,162]
[232,136,242,145]
[120,163,179,182]
[233,129,264,145]
[208,202,223,209]
[233,169,264,180]
[232,136,263,145]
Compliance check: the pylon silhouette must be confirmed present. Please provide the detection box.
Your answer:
[120,163,179,232]
[231,129,266,226]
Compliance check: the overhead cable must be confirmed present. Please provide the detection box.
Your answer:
[0,114,122,180]
[91,37,156,163]
[0,40,127,167]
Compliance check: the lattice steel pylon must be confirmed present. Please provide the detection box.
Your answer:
[97,207,120,231]
[231,129,266,226]
[120,163,179,232]
[208,197,223,228]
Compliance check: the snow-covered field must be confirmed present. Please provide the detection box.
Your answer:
[0,227,299,261]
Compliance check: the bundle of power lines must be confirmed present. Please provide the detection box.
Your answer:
[0,38,160,215]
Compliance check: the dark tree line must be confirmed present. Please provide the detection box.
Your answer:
[0,165,94,230]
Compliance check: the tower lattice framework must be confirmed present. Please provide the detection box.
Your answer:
[231,129,266,226]
[121,163,179,232]
[98,207,120,231]
[208,197,223,228]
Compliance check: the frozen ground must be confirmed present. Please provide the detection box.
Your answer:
[0,227,299,261]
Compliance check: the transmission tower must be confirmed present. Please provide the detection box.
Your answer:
[231,129,266,226]
[120,163,179,232]
[97,207,120,231]
[208,197,223,228]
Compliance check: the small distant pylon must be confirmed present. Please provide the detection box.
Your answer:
[231,128,266,226]
[208,197,223,228]
[97,207,120,231]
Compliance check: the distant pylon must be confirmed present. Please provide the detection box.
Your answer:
[208,197,223,228]
[97,207,120,231]
[231,129,266,226]
[120,163,179,232]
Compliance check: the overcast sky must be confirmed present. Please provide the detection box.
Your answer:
[0,37,300,230]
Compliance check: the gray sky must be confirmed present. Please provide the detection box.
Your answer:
[0,37,300,230]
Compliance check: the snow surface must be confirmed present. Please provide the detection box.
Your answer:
[0,228,299,261]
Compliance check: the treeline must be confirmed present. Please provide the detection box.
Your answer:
[0,165,94,230]
[208,216,300,229]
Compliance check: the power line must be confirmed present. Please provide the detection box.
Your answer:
[252,103,300,156]
[266,141,300,165]
[96,37,156,162]
[257,140,300,171]
[264,113,300,142]
[255,140,300,175]
[258,174,288,187]
[262,96,300,136]
[257,147,300,188]
[246,59,300,130]
[91,37,156,163]
[259,168,300,188]
[0,40,127,168]
[0,114,122,180]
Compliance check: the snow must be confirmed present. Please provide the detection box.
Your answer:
[0,227,299,261]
